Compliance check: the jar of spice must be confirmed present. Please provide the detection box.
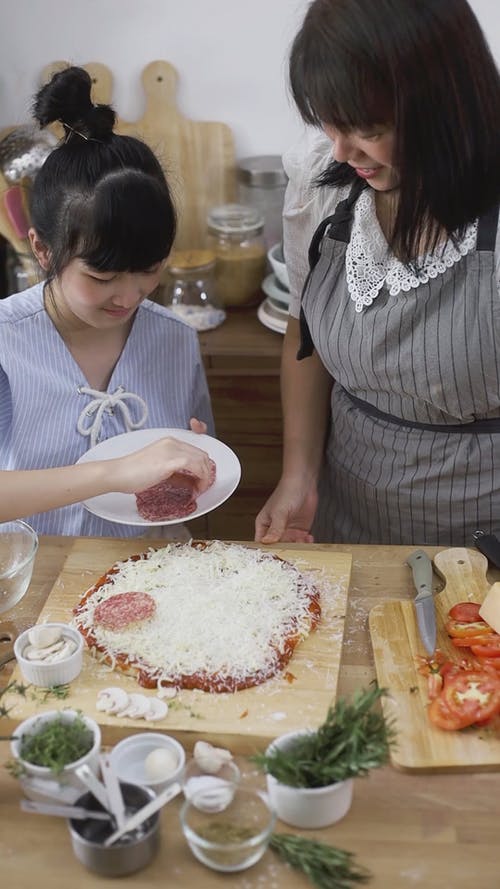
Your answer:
[236,156,288,249]
[164,249,226,331]
[206,204,267,308]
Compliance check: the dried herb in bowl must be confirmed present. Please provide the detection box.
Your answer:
[18,711,94,775]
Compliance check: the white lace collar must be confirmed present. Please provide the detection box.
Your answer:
[345,189,478,313]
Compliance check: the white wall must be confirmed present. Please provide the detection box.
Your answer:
[0,0,498,158]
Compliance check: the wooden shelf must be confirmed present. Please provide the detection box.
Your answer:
[190,304,284,539]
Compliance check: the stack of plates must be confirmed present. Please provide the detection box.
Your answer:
[257,273,290,335]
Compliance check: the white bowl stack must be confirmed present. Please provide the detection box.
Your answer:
[258,243,290,335]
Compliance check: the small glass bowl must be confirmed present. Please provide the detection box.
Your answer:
[0,520,38,613]
[180,786,275,873]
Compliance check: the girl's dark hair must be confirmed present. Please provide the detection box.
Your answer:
[30,66,176,278]
[290,0,500,264]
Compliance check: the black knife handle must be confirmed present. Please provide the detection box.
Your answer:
[473,530,500,569]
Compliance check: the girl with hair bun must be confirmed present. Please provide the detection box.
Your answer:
[0,66,214,538]
[255,0,500,547]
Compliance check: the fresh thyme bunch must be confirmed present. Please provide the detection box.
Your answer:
[253,685,394,788]
[270,834,370,889]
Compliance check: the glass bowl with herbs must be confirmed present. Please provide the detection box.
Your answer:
[180,785,275,873]
[9,708,101,803]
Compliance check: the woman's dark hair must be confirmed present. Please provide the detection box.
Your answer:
[30,66,176,278]
[290,0,500,264]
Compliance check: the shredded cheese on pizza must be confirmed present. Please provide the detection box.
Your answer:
[73,541,321,692]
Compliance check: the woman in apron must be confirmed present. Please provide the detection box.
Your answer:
[255,0,500,546]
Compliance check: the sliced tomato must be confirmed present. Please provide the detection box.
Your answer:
[474,657,500,672]
[442,670,500,724]
[470,637,500,658]
[428,696,473,731]
[452,634,498,648]
[446,619,492,639]
[448,602,483,622]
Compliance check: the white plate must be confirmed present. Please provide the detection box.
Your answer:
[257,299,288,335]
[76,429,241,526]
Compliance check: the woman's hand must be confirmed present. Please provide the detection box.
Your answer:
[255,478,318,544]
[109,436,213,495]
[189,417,207,435]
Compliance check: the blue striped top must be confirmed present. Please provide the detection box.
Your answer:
[0,283,214,537]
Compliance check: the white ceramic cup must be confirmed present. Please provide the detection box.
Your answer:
[264,729,354,829]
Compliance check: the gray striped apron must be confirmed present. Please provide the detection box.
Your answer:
[299,183,500,545]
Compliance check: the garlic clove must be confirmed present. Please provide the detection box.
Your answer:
[27,625,63,649]
[157,685,178,700]
[193,740,234,774]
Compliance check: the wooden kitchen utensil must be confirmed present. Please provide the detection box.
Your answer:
[369,547,500,772]
[40,60,236,251]
[2,538,351,754]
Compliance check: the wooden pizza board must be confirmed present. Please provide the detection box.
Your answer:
[4,540,351,754]
[369,547,500,772]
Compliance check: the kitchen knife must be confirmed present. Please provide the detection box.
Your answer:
[406,550,437,655]
[472,530,500,569]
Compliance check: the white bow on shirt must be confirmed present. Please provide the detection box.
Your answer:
[77,385,148,448]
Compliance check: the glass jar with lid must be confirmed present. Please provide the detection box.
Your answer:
[164,249,226,331]
[236,156,288,250]
[207,204,267,308]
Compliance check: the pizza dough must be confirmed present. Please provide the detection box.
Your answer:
[73,541,321,693]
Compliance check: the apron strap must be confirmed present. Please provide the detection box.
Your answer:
[298,178,366,360]
[476,204,499,252]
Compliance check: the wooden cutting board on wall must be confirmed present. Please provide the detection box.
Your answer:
[4,539,351,753]
[369,547,500,772]
[40,60,236,250]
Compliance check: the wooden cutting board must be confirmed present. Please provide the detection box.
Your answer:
[4,540,351,754]
[369,547,500,772]
[40,60,236,251]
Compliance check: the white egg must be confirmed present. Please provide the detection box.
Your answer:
[144,746,179,781]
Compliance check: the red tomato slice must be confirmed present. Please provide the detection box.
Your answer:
[474,656,500,671]
[470,638,500,658]
[452,634,498,648]
[442,670,500,724]
[446,619,492,639]
[448,602,482,622]
[428,696,474,731]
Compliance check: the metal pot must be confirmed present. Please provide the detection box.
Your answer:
[67,782,160,876]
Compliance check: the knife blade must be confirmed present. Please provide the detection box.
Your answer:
[406,550,437,654]
[472,529,500,569]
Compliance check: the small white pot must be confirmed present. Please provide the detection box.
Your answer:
[265,729,354,830]
[11,709,101,804]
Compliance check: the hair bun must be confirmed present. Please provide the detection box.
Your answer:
[33,65,116,140]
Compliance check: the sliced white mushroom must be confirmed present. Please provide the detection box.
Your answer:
[23,639,66,661]
[43,639,78,663]
[116,693,151,719]
[144,698,169,722]
[27,625,63,649]
[96,687,129,713]
[193,740,233,774]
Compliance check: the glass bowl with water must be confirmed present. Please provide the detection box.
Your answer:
[0,520,38,613]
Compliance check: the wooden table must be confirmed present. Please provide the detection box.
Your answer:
[1,536,499,889]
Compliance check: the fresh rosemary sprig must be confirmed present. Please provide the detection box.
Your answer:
[253,685,395,787]
[270,834,370,889]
